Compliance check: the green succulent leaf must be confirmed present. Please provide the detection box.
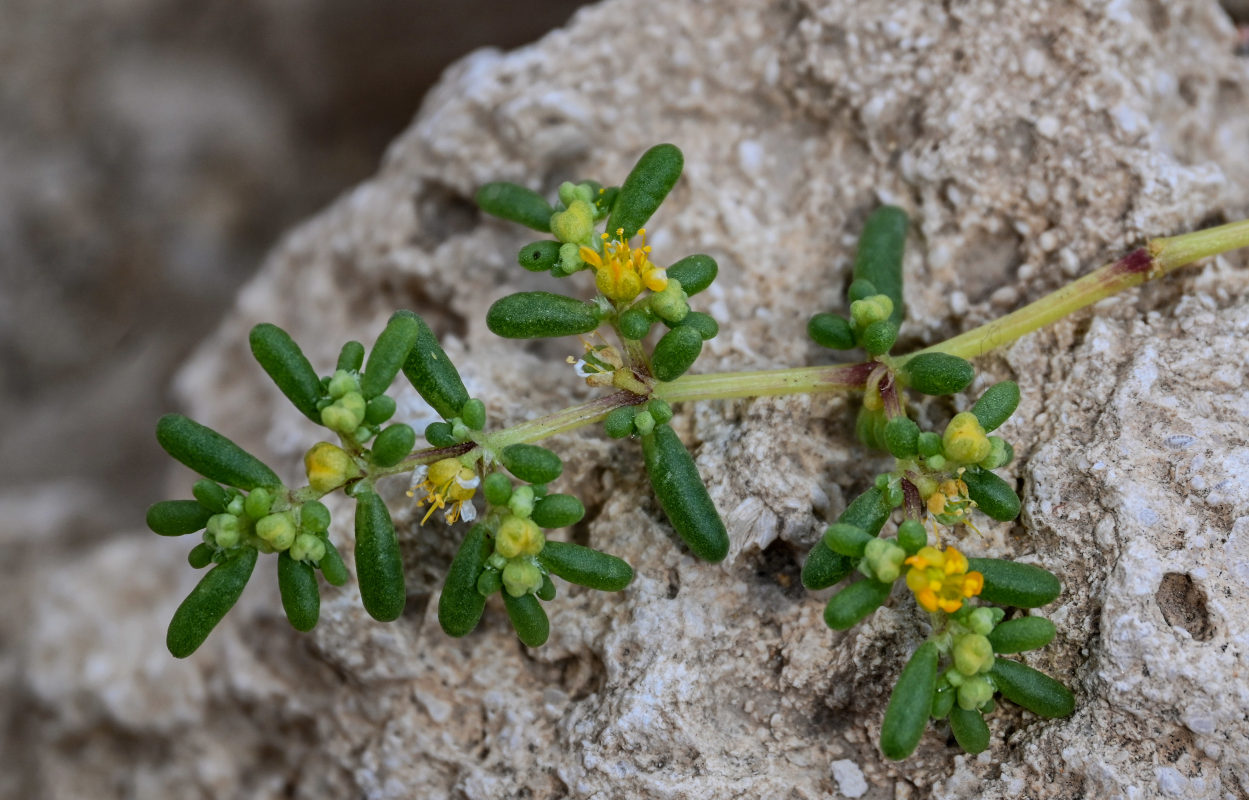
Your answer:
[354,489,406,622]
[853,206,909,326]
[156,414,281,491]
[880,641,939,760]
[606,143,684,240]
[278,551,321,632]
[486,292,601,339]
[439,523,492,637]
[166,546,258,658]
[476,182,553,232]
[641,424,729,562]
[249,323,324,423]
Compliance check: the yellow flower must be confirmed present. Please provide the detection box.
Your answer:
[407,457,480,524]
[904,545,984,613]
[579,228,667,303]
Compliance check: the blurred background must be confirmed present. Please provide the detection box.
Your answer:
[0,0,591,542]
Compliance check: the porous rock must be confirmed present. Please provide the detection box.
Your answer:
[16,1,1249,798]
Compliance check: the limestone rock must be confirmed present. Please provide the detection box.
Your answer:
[16,1,1249,798]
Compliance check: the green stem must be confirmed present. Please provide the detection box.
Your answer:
[366,217,1249,482]
[655,363,873,403]
[896,219,1249,364]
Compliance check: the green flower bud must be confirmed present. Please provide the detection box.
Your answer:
[507,486,535,519]
[953,633,995,676]
[861,319,899,356]
[226,495,245,517]
[917,431,943,457]
[649,280,689,324]
[482,472,513,506]
[862,537,907,583]
[424,421,457,448]
[555,242,583,275]
[256,512,297,551]
[290,533,326,563]
[967,606,1000,636]
[327,369,359,399]
[550,199,595,244]
[633,410,656,436]
[978,435,1013,470]
[206,513,242,548]
[604,405,637,438]
[957,676,995,710]
[243,487,272,520]
[618,308,653,340]
[496,515,543,558]
[476,568,503,597]
[460,398,487,431]
[897,519,927,554]
[502,559,544,597]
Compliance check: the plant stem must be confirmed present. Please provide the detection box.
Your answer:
[374,217,1249,474]
[654,362,874,403]
[896,219,1249,364]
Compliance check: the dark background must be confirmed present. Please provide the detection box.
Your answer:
[0,0,589,538]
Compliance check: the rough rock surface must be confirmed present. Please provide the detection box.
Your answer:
[13,0,1249,798]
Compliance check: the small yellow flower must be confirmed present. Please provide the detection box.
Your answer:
[579,228,667,303]
[904,545,984,613]
[407,457,480,524]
